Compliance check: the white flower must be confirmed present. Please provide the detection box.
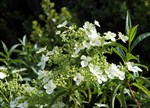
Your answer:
[81,55,92,67]
[89,37,102,46]
[83,21,102,46]
[46,49,54,56]
[104,31,116,42]
[105,63,125,80]
[73,73,84,85]
[94,20,100,27]
[118,72,125,80]
[83,21,96,31]
[88,63,103,76]
[57,21,67,28]
[74,44,85,54]
[36,46,47,53]
[118,32,128,43]
[0,72,6,79]
[44,80,56,94]
[82,41,91,49]
[52,101,65,108]
[10,100,18,108]
[37,54,49,70]
[17,101,28,108]
[126,62,142,72]
[96,74,108,84]
[10,97,24,108]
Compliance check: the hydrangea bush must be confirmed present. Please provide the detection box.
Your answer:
[0,12,150,108]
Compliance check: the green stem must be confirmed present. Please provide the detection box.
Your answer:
[0,90,9,103]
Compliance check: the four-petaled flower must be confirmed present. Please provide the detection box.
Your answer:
[0,72,6,79]
[73,73,84,85]
[37,54,49,70]
[126,62,142,72]
[17,101,28,108]
[36,46,47,53]
[44,80,56,94]
[118,32,128,43]
[88,63,103,76]
[104,31,116,42]
[105,63,125,80]
[52,101,65,108]
[126,62,142,76]
[81,55,92,67]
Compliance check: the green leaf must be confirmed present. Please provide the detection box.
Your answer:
[125,11,132,35]
[111,84,121,108]
[131,83,150,97]
[128,25,138,47]
[126,53,139,62]
[112,47,125,62]
[19,35,27,46]
[136,77,150,86]
[49,88,67,107]
[135,64,149,71]
[0,52,6,58]
[9,59,28,66]
[120,86,127,108]
[85,82,92,103]
[0,58,7,65]
[131,32,150,52]
[1,41,9,56]
[92,81,101,96]
[107,42,127,53]
[9,44,20,56]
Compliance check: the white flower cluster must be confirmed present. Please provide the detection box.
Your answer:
[80,55,125,84]
[105,63,125,80]
[72,21,128,57]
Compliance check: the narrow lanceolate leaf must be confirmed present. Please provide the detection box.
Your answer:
[131,32,150,52]
[111,84,121,108]
[0,52,6,58]
[9,44,20,56]
[125,11,132,36]
[112,47,125,63]
[126,53,139,62]
[135,64,149,71]
[49,88,67,107]
[108,42,127,53]
[1,41,9,56]
[136,77,150,86]
[128,25,138,47]
[120,86,127,108]
[131,83,150,97]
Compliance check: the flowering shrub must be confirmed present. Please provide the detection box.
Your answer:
[0,12,150,108]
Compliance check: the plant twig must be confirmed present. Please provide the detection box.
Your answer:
[128,83,141,108]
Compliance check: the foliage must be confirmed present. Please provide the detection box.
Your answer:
[0,12,150,108]
[31,0,78,49]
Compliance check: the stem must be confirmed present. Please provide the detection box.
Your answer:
[128,83,141,108]
[0,90,9,103]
